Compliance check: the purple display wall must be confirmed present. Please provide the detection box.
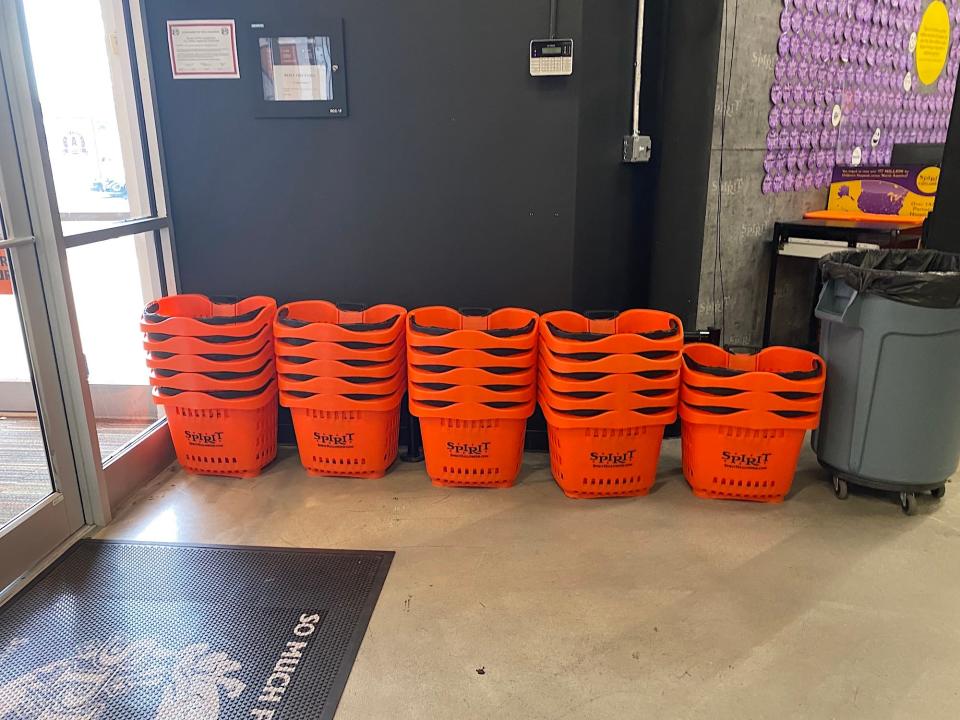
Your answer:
[765,0,960,193]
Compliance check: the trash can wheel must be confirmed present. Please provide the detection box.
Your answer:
[832,475,849,500]
[899,492,918,516]
[931,486,946,499]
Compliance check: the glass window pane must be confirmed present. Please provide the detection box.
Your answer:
[22,0,151,235]
[66,234,162,463]
[0,251,55,526]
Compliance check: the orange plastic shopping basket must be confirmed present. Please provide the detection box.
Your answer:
[149,360,276,392]
[679,344,826,503]
[543,409,670,499]
[406,306,539,489]
[274,300,406,478]
[141,295,276,338]
[539,309,683,355]
[286,403,401,478]
[152,381,278,478]
[407,307,538,351]
[146,341,275,373]
[276,353,406,379]
[274,301,406,344]
[417,414,529,489]
[279,371,406,396]
[412,394,537,489]
[275,334,406,363]
[143,325,273,355]
[538,309,683,499]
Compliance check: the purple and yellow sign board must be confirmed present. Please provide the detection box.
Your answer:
[827,164,940,216]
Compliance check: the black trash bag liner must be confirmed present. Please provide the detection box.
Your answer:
[156,379,274,399]
[411,345,527,357]
[820,248,960,308]
[154,360,272,380]
[410,315,536,338]
[277,307,401,332]
[545,318,679,343]
[143,304,265,326]
[548,348,678,361]
[147,328,263,344]
[683,354,822,381]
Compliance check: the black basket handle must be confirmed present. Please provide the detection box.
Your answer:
[584,309,620,320]
[336,301,369,313]
[209,294,241,306]
[724,343,761,355]
[459,307,493,317]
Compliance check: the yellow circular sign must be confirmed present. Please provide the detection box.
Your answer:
[917,166,941,194]
[916,1,951,86]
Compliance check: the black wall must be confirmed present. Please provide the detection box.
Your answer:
[145,0,720,445]
[147,0,628,311]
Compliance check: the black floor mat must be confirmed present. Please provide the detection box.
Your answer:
[0,539,393,719]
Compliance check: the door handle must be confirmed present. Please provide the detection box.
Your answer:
[0,234,36,249]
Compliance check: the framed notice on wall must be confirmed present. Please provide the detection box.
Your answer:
[248,18,347,118]
[167,19,240,80]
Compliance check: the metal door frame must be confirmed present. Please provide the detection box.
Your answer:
[0,1,94,591]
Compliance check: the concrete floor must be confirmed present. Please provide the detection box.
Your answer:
[98,440,960,720]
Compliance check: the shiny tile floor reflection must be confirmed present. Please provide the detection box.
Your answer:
[99,440,960,720]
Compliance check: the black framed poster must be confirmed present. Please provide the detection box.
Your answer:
[248,18,347,118]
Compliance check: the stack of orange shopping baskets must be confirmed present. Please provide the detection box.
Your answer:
[680,345,826,502]
[538,310,684,498]
[141,294,278,478]
[407,307,539,488]
[274,301,407,478]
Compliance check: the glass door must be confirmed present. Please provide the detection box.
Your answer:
[14,0,178,498]
[0,8,88,590]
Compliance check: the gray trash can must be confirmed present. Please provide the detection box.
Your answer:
[813,249,960,515]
